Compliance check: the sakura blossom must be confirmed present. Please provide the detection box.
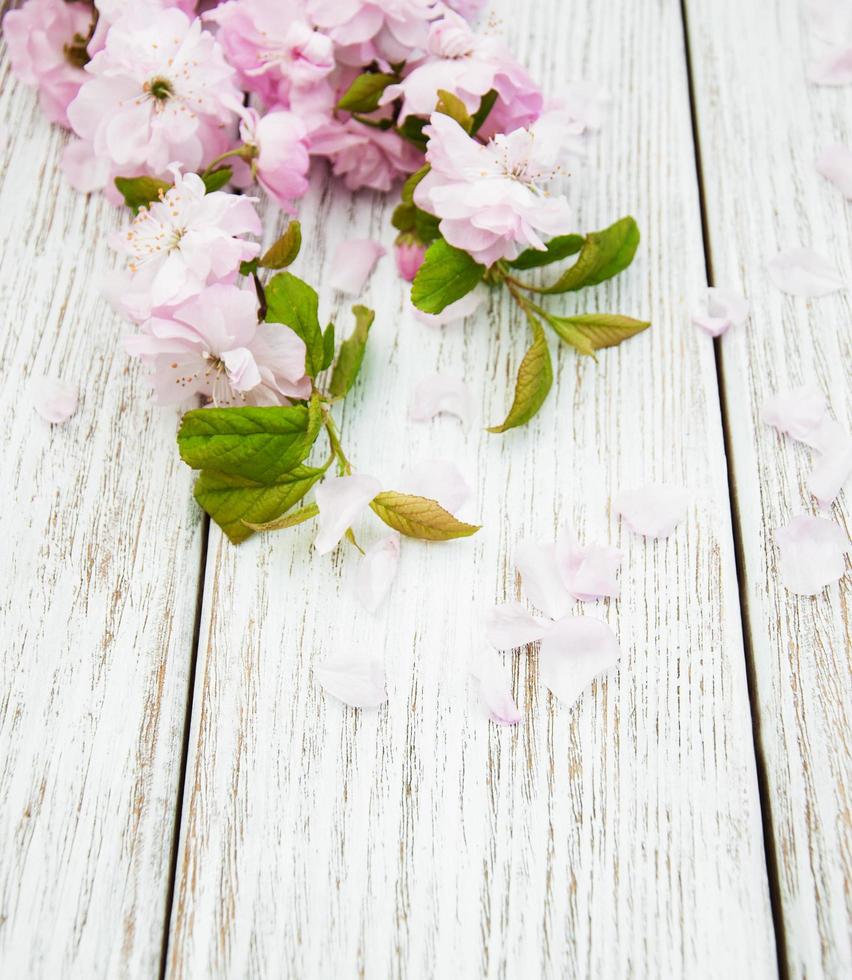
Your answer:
[67,8,241,185]
[314,474,382,554]
[89,0,197,55]
[237,107,310,212]
[767,248,846,297]
[315,651,387,708]
[692,286,750,338]
[409,374,474,429]
[775,514,849,596]
[308,0,438,66]
[815,144,852,199]
[415,112,573,266]
[309,117,422,192]
[614,484,689,538]
[329,239,387,295]
[355,534,401,612]
[30,376,79,423]
[539,616,621,708]
[106,170,261,321]
[3,0,93,128]
[126,283,311,407]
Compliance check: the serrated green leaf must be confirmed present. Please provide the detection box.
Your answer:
[488,318,553,432]
[370,492,480,540]
[321,322,336,371]
[337,72,397,112]
[508,234,584,271]
[201,167,232,194]
[545,312,651,355]
[329,305,374,398]
[411,239,486,314]
[436,89,471,130]
[177,397,321,483]
[264,271,325,376]
[470,89,498,135]
[194,465,324,544]
[114,175,171,214]
[537,217,640,294]
[244,501,320,533]
[260,220,301,269]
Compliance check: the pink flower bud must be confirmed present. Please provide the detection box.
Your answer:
[395,239,426,282]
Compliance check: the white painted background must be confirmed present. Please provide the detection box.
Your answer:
[0,0,849,977]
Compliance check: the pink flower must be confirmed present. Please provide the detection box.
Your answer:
[67,8,241,182]
[106,169,261,321]
[238,108,310,212]
[380,11,542,136]
[414,112,573,266]
[204,0,334,106]
[3,0,93,127]
[309,117,422,191]
[89,0,197,55]
[308,0,438,66]
[395,238,426,281]
[445,0,486,18]
[126,283,311,406]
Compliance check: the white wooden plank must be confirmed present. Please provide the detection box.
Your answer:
[166,1,777,976]
[684,1,852,975]
[0,51,204,978]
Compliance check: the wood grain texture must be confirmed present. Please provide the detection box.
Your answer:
[0,50,203,978]
[165,1,777,976]
[684,1,852,975]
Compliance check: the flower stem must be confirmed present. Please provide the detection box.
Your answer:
[322,410,352,476]
[202,144,256,177]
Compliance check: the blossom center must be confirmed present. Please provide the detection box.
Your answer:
[146,76,174,103]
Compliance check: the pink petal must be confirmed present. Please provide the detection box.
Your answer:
[816,144,852,198]
[614,484,689,538]
[775,514,849,595]
[397,459,471,514]
[539,616,621,707]
[808,436,852,508]
[708,286,750,325]
[485,602,549,649]
[329,238,387,295]
[692,314,732,338]
[409,373,474,429]
[355,534,401,613]
[767,248,846,296]
[762,385,828,446]
[471,649,521,726]
[315,652,387,709]
[809,45,852,85]
[556,530,623,601]
[314,474,382,555]
[31,376,78,423]
[515,539,575,620]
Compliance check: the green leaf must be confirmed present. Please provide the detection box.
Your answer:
[337,72,397,113]
[369,492,480,540]
[397,115,428,149]
[411,239,486,314]
[508,234,584,271]
[392,202,416,233]
[194,465,324,544]
[414,209,441,245]
[264,271,325,376]
[239,258,259,277]
[470,89,498,135]
[244,501,320,533]
[543,312,650,355]
[259,221,301,269]
[177,397,322,483]
[201,167,233,194]
[537,217,640,294]
[488,317,553,432]
[436,89,471,130]
[401,165,429,204]
[329,305,374,398]
[321,321,336,371]
[114,175,171,214]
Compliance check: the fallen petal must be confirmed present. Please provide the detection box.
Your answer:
[808,436,852,508]
[31,376,78,423]
[314,474,382,554]
[315,652,387,708]
[355,534,401,612]
[767,248,846,296]
[539,616,621,707]
[556,529,623,601]
[762,385,828,446]
[692,314,732,338]
[816,144,852,198]
[409,373,474,429]
[471,649,521,725]
[614,484,689,538]
[485,601,549,649]
[775,514,849,595]
[515,539,575,620]
[329,238,387,295]
[413,285,487,326]
[809,45,852,85]
[397,459,472,514]
[708,286,750,326]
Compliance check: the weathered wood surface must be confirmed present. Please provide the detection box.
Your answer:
[164,1,777,976]
[0,53,204,979]
[684,1,852,976]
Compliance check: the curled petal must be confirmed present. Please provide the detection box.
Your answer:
[471,649,521,725]
[762,385,828,446]
[329,238,387,295]
[614,484,689,538]
[409,373,474,429]
[485,602,549,649]
[767,248,846,296]
[816,144,852,198]
[315,652,387,709]
[556,530,623,601]
[314,474,382,555]
[397,459,472,514]
[539,616,621,707]
[355,534,401,613]
[775,514,849,595]
[31,376,78,423]
[515,539,574,620]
